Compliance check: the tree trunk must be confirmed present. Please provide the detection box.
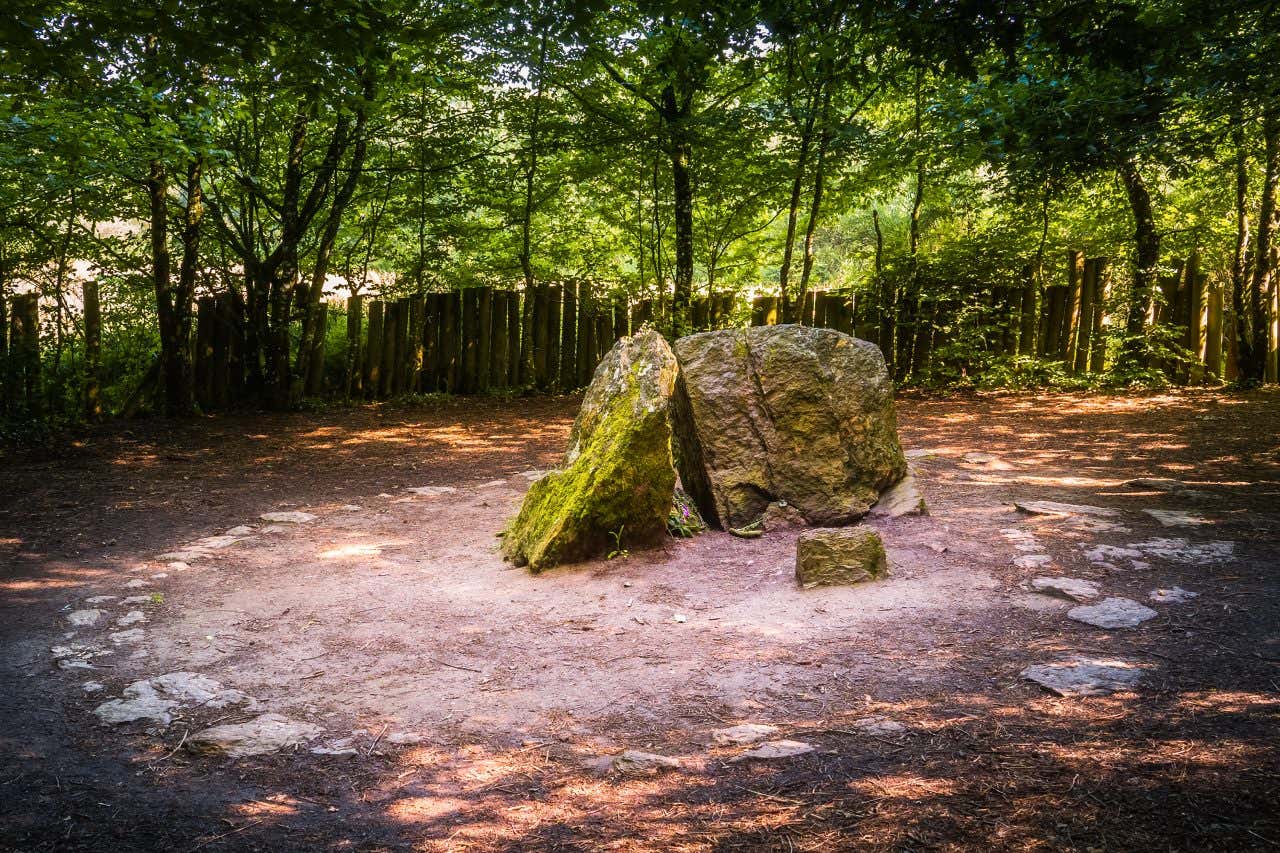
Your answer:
[669,129,694,339]
[874,208,893,370]
[779,92,817,323]
[1115,156,1161,371]
[83,277,101,420]
[797,90,832,318]
[1251,110,1280,384]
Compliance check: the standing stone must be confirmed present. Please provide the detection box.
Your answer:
[501,330,679,572]
[795,528,888,588]
[673,325,906,529]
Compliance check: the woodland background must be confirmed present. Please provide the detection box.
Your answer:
[1,0,1277,431]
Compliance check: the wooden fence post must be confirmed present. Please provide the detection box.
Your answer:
[1073,259,1096,373]
[1184,254,1204,384]
[547,284,562,389]
[1018,268,1037,356]
[1205,284,1223,381]
[212,294,234,408]
[576,284,595,388]
[1064,250,1085,367]
[473,287,490,393]
[595,308,611,364]
[0,293,6,414]
[461,287,479,394]
[442,291,460,392]
[422,293,440,393]
[84,279,102,420]
[487,290,506,389]
[691,296,708,332]
[532,285,549,389]
[305,302,327,395]
[193,295,214,408]
[559,282,577,390]
[504,289,520,387]
[1088,259,1110,374]
[10,293,40,411]
[376,300,395,397]
[406,295,425,393]
[517,285,534,386]
[345,295,363,398]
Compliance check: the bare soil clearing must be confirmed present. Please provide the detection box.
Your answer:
[2,390,1278,851]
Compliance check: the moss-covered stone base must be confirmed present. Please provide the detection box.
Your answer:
[795,527,888,588]
[501,330,679,572]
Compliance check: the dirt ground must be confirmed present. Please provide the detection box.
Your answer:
[2,389,1278,852]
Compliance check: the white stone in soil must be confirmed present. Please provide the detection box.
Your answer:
[869,471,928,518]
[385,732,423,745]
[904,448,940,460]
[158,550,203,562]
[1067,597,1158,629]
[226,525,255,536]
[108,628,146,644]
[166,562,191,571]
[518,470,547,481]
[407,486,457,497]
[1029,577,1100,602]
[848,716,906,735]
[479,480,507,489]
[311,738,360,756]
[259,511,317,524]
[339,505,362,512]
[93,672,254,727]
[120,595,155,606]
[1082,544,1144,564]
[150,573,168,579]
[82,681,105,693]
[1015,500,1120,518]
[67,609,105,627]
[1124,477,1185,492]
[1075,519,1131,534]
[1130,538,1235,564]
[1150,586,1198,603]
[123,579,151,589]
[1013,554,1053,569]
[85,595,117,605]
[731,740,815,761]
[1144,509,1210,527]
[193,534,241,549]
[57,658,97,671]
[1022,656,1146,696]
[51,642,110,661]
[712,723,779,746]
[116,610,147,627]
[612,749,682,774]
[187,714,321,759]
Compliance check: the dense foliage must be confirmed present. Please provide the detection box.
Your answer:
[1,0,1277,424]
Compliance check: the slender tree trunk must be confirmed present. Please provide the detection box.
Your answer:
[874,208,893,370]
[1115,156,1160,372]
[797,89,832,315]
[1246,109,1279,383]
[1231,118,1256,380]
[779,92,817,323]
[669,131,694,339]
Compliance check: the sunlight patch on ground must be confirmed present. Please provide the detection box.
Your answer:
[318,543,384,559]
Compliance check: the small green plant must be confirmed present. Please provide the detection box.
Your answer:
[149,592,164,605]
[667,488,707,538]
[607,526,629,560]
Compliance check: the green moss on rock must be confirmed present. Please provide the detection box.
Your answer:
[501,330,678,572]
[795,528,888,588]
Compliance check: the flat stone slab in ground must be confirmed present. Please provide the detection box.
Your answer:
[1022,656,1147,696]
[1067,597,1158,628]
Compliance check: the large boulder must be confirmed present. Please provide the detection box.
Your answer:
[672,325,906,529]
[501,330,679,572]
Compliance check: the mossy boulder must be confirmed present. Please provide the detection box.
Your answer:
[795,528,888,588]
[501,330,679,572]
[672,325,907,529]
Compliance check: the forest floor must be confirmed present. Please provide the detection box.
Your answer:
[1,389,1279,852]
